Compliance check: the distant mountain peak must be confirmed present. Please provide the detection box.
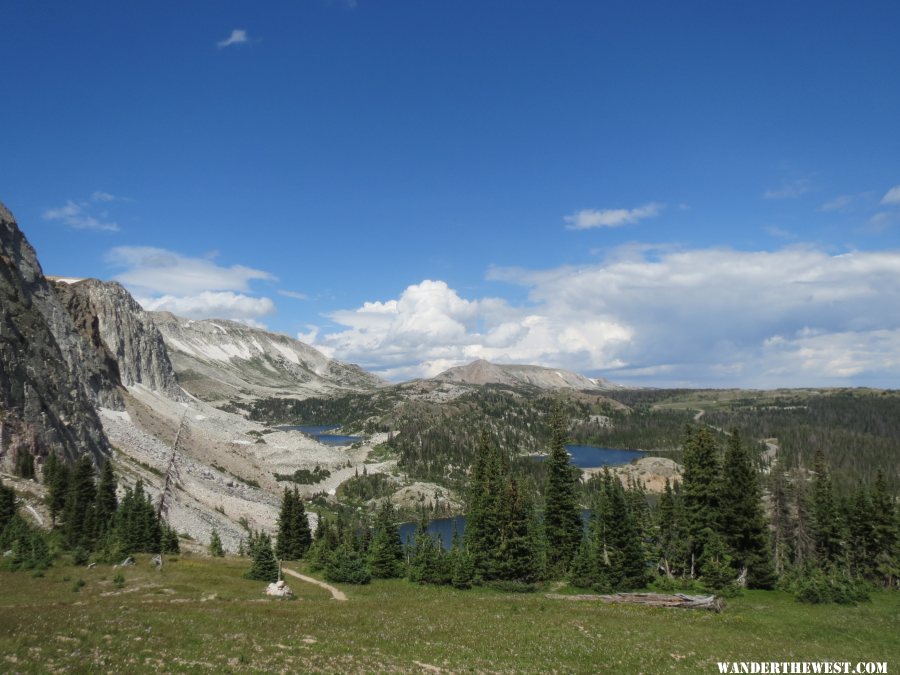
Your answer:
[431,359,621,391]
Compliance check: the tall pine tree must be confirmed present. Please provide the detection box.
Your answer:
[542,406,583,572]
[717,431,775,589]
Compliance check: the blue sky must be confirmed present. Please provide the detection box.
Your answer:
[3,1,900,386]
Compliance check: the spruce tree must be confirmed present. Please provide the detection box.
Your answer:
[291,488,313,558]
[94,460,118,539]
[209,528,225,557]
[569,532,599,589]
[542,406,583,572]
[464,432,503,580]
[245,532,279,582]
[275,487,297,560]
[700,528,736,594]
[717,432,776,589]
[42,453,70,527]
[655,478,689,578]
[325,543,372,584]
[449,526,475,589]
[0,479,17,532]
[811,450,842,565]
[494,478,540,584]
[369,500,404,578]
[769,469,795,576]
[63,455,97,550]
[681,426,722,572]
[868,471,899,587]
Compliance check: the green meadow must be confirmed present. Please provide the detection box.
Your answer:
[1,555,898,673]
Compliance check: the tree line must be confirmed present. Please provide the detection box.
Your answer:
[1,455,179,574]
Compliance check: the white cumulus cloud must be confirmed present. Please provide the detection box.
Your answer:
[309,245,900,387]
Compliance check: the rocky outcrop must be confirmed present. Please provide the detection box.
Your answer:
[53,279,184,401]
[433,359,621,391]
[150,313,381,401]
[0,202,110,468]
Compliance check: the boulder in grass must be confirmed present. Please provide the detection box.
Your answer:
[265,580,293,598]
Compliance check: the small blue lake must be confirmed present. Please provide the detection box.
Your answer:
[399,445,647,550]
[534,445,645,468]
[399,516,466,550]
[277,424,362,447]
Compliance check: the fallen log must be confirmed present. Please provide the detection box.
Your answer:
[545,592,725,612]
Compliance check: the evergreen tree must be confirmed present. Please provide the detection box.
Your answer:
[700,528,737,594]
[161,523,180,554]
[464,432,503,580]
[681,426,722,572]
[542,406,583,572]
[494,478,540,584]
[325,543,372,584]
[769,469,795,577]
[245,532,279,582]
[811,450,843,565]
[15,450,35,479]
[116,480,162,554]
[569,532,599,589]
[63,455,97,550]
[408,514,440,583]
[604,472,648,589]
[0,479,16,532]
[717,431,776,589]
[275,487,296,560]
[792,474,816,567]
[655,478,689,578]
[42,453,70,527]
[94,460,118,538]
[368,500,404,578]
[209,528,225,557]
[870,471,899,587]
[449,526,475,589]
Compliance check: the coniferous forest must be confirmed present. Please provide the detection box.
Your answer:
[240,408,900,605]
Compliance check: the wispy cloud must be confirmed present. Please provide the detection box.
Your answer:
[217,29,249,48]
[764,225,797,240]
[42,191,124,232]
[107,246,277,324]
[763,178,814,200]
[278,289,309,300]
[881,185,900,205]
[819,194,855,211]
[564,202,663,230]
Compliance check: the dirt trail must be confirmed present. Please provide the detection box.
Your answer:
[282,567,347,601]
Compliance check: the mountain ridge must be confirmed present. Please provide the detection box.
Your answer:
[431,358,623,391]
[149,312,382,402]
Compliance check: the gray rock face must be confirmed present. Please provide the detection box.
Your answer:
[54,279,184,401]
[150,312,381,401]
[0,202,111,467]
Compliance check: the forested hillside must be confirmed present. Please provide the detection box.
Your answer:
[244,386,900,492]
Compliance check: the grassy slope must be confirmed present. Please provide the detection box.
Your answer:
[2,556,898,673]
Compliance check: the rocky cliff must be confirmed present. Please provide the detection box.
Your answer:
[53,279,184,401]
[150,313,381,401]
[0,202,111,468]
